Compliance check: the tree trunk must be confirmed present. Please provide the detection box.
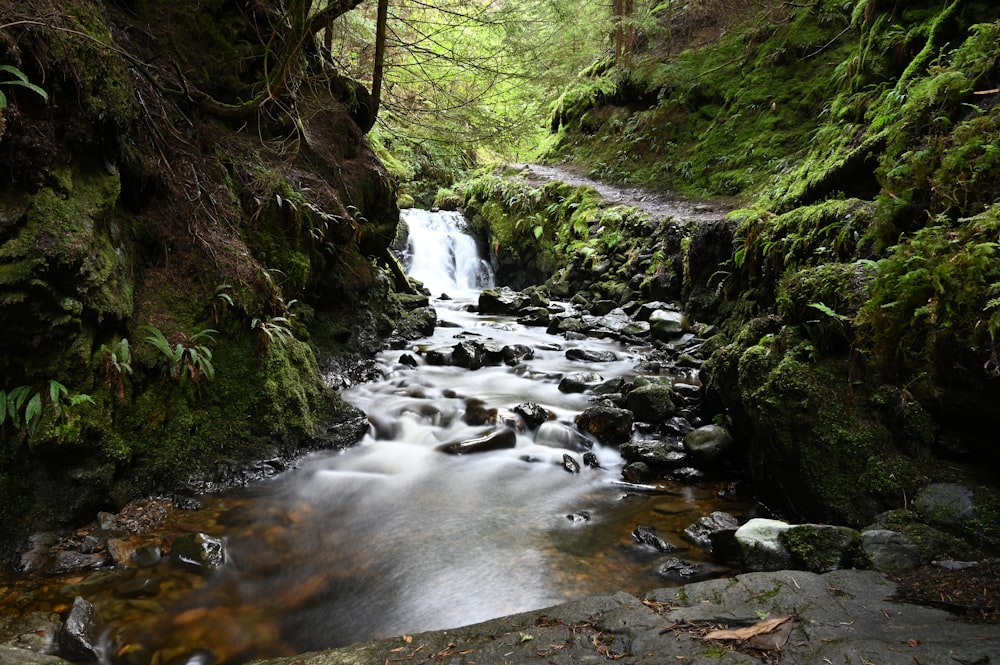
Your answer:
[371,0,389,121]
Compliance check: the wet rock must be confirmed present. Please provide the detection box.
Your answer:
[0,612,62,652]
[395,292,430,310]
[566,511,591,523]
[590,299,618,316]
[451,340,488,369]
[562,454,581,474]
[170,533,227,572]
[513,401,551,429]
[56,597,106,662]
[517,306,551,326]
[913,483,976,526]
[682,424,734,467]
[632,301,672,321]
[502,344,534,365]
[566,348,617,363]
[582,451,602,468]
[39,550,109,576]
[656,557,702,581]
[558,371,603,393]
[671,382,701,399]
[424,349,451,365]
[675,352,701,369]
[437,428,517,455]
[781,524,866,573]
[649,309,686,341]
[587,310,649,339]
[622,461,652,483]
[620,439,687,468]
[463,398,495,426]
[683,511,740,551]
[478,287,529,315]
[398,353,419,367]
[670,466,705,482]
[632,525,675,552]
[535,421,590,452]
[661,416,695,437]
[117,573,164,598]
[736,518,793,572]
[861,529,921,573]
[626,382,676,423]
[575,406,634,445]
[546,316,587,336]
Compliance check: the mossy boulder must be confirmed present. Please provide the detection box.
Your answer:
[781,524,867,573]
[703,326,926,527]
[625,381,676,422]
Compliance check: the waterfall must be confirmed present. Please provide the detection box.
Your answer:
[400,208,494,295]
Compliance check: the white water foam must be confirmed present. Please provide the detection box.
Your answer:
[400,208,494,296]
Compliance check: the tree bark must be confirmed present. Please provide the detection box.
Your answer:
[371,0,389,120]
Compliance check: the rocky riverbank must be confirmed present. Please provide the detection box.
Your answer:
[9,567,998,665]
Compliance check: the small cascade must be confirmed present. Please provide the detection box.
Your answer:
[400,208,494,295]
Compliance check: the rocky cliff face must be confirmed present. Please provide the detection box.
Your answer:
[0,0,403,562]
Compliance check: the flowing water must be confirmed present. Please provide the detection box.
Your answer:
[1,209,753,664]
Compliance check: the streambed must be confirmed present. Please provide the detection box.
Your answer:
[0,209,754,665]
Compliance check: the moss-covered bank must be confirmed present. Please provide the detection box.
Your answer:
[456,0,1000,541]
[0,0,410,563]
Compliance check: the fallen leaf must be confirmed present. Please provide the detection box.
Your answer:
[703,616,792,641]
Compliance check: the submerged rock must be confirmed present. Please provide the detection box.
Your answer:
[170,533,227,572]
[437,428,517,455]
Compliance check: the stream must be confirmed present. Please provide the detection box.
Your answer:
[1,209,753,665]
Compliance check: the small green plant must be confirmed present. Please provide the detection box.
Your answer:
[99,338,134,401]
[251,316,295,348]
[145,326,218,384]
[211,284,235,324]
[1,380,92,442]
[0,65,49,108]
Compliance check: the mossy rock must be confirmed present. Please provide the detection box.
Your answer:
[781,524,867,573]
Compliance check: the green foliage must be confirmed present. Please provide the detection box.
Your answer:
[144,326,218,385]
[1,379,93,444]
[858,205,1000,389]
[0,64,49,108]
[252,316,296,349]
[99,338,134,401]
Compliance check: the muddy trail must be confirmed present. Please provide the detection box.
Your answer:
[512,163,733,223]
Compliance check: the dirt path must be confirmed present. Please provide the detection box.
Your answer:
[512,163,733,223]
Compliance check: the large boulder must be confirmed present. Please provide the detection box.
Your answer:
[682,424,734,467]
[626,382,676,423]
[861,529,921,573]
[575,407,634,445]
[735,518,793,572]
[478,287,530,315]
